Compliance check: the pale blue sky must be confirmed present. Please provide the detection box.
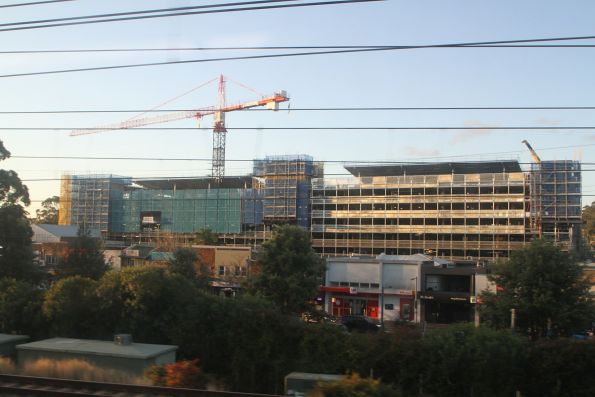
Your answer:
[1,0,594,212]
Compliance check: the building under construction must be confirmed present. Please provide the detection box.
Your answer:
[253,155,324,228]
[59,157,581,260]
[311,161,531,259]
[59,156,321,244]
[59,174,131,235]
[530,160,582,248]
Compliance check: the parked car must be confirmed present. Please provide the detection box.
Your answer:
[340,315,380,333]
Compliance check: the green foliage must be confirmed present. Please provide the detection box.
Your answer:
[35,196,59,224]
[95,267,200,343]
[0,278,45,337]
[413,324,527,397]
[0,205,42,283]
[0,139,29,207]
[583,202,595,248]
[43,276,100,338]
[519,339,595,397]
[56,232,107,280]
[480,239,594,338]
[310,373,402,397]
[194,228,219,245]
[247,225,325,314]
[168,248,197,279]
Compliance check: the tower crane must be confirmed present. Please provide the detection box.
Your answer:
[522,139,541,164]
[70,75,289,182]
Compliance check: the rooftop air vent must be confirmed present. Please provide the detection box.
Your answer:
[114,334,133,345]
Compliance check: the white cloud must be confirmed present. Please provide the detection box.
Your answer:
[405,147,441,157]
[536,117,560,126]
[450,120,494,144]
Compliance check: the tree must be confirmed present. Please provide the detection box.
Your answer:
[0,139,40,283]
[43,276,101,338]
[168,248,197,279]
[411,324,527,397]
[247,225,325,314]
[0,139,30,207]
[56,232,107,280]
[194,228,219,245]
[35,196,59,224]
[479,239,595,338]
[0,205,42,283]
[583,202,595,249]
[0,278,45,337]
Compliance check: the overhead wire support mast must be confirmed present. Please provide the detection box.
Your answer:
[69,74,289,184]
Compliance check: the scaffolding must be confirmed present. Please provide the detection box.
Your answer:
[530,160,582,248]
[59,174,130,235]
[311,164,530,260]
[253,155,323,227]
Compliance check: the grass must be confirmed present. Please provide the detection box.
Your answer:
[20,358,149,385]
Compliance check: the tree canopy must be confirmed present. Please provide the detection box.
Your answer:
[35,196,59,224]
[0,139,29,207]
[0,205,42,283]
[583,202,595,249]
[194,228,219,245]
[56,232,108,280]
[168,248,198,279]
[479,239,594,338]
[247,225,325,314]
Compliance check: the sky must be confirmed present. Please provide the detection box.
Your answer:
[1,0,594,213]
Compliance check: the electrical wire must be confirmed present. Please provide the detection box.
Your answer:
[0,0,298,28]
[8,155,595,164]
[2,126,595,131]
[0,0,73,8]
[0,0,382,33]
[2,106,595,114]
[3,44,595,54]
[2,35,595,79]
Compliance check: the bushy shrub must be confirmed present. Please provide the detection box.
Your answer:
[519,338,595,397]
[147,359,206,389]
[310,373,402,397]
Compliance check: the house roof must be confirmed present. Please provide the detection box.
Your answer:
[32,224,101,242]
[16,338,176,359]
[0,333,29,345]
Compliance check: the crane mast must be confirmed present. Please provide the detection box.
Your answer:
[70,74,289,183]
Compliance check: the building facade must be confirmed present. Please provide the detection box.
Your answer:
[311,161,530,260]
[59,157,581,261]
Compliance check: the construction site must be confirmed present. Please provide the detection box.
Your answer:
[57,75,582,261]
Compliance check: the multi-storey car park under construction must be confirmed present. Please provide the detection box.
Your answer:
[58,157,582,261]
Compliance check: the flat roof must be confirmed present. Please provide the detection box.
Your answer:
[345,161,522,177]
[17,338,177,359]
[0,334,29,344]
[132,175,253,190]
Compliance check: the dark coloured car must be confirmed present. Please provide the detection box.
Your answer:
[340,315,380,333]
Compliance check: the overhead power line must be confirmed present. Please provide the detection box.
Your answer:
[10,155,595,165]
[2,34,594,79]
[3,44,595,54]
[2,126,595,131]
[1,106,595,114]
[0,0,382,33]
[0,0,73,8]
[0,0,297,27]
